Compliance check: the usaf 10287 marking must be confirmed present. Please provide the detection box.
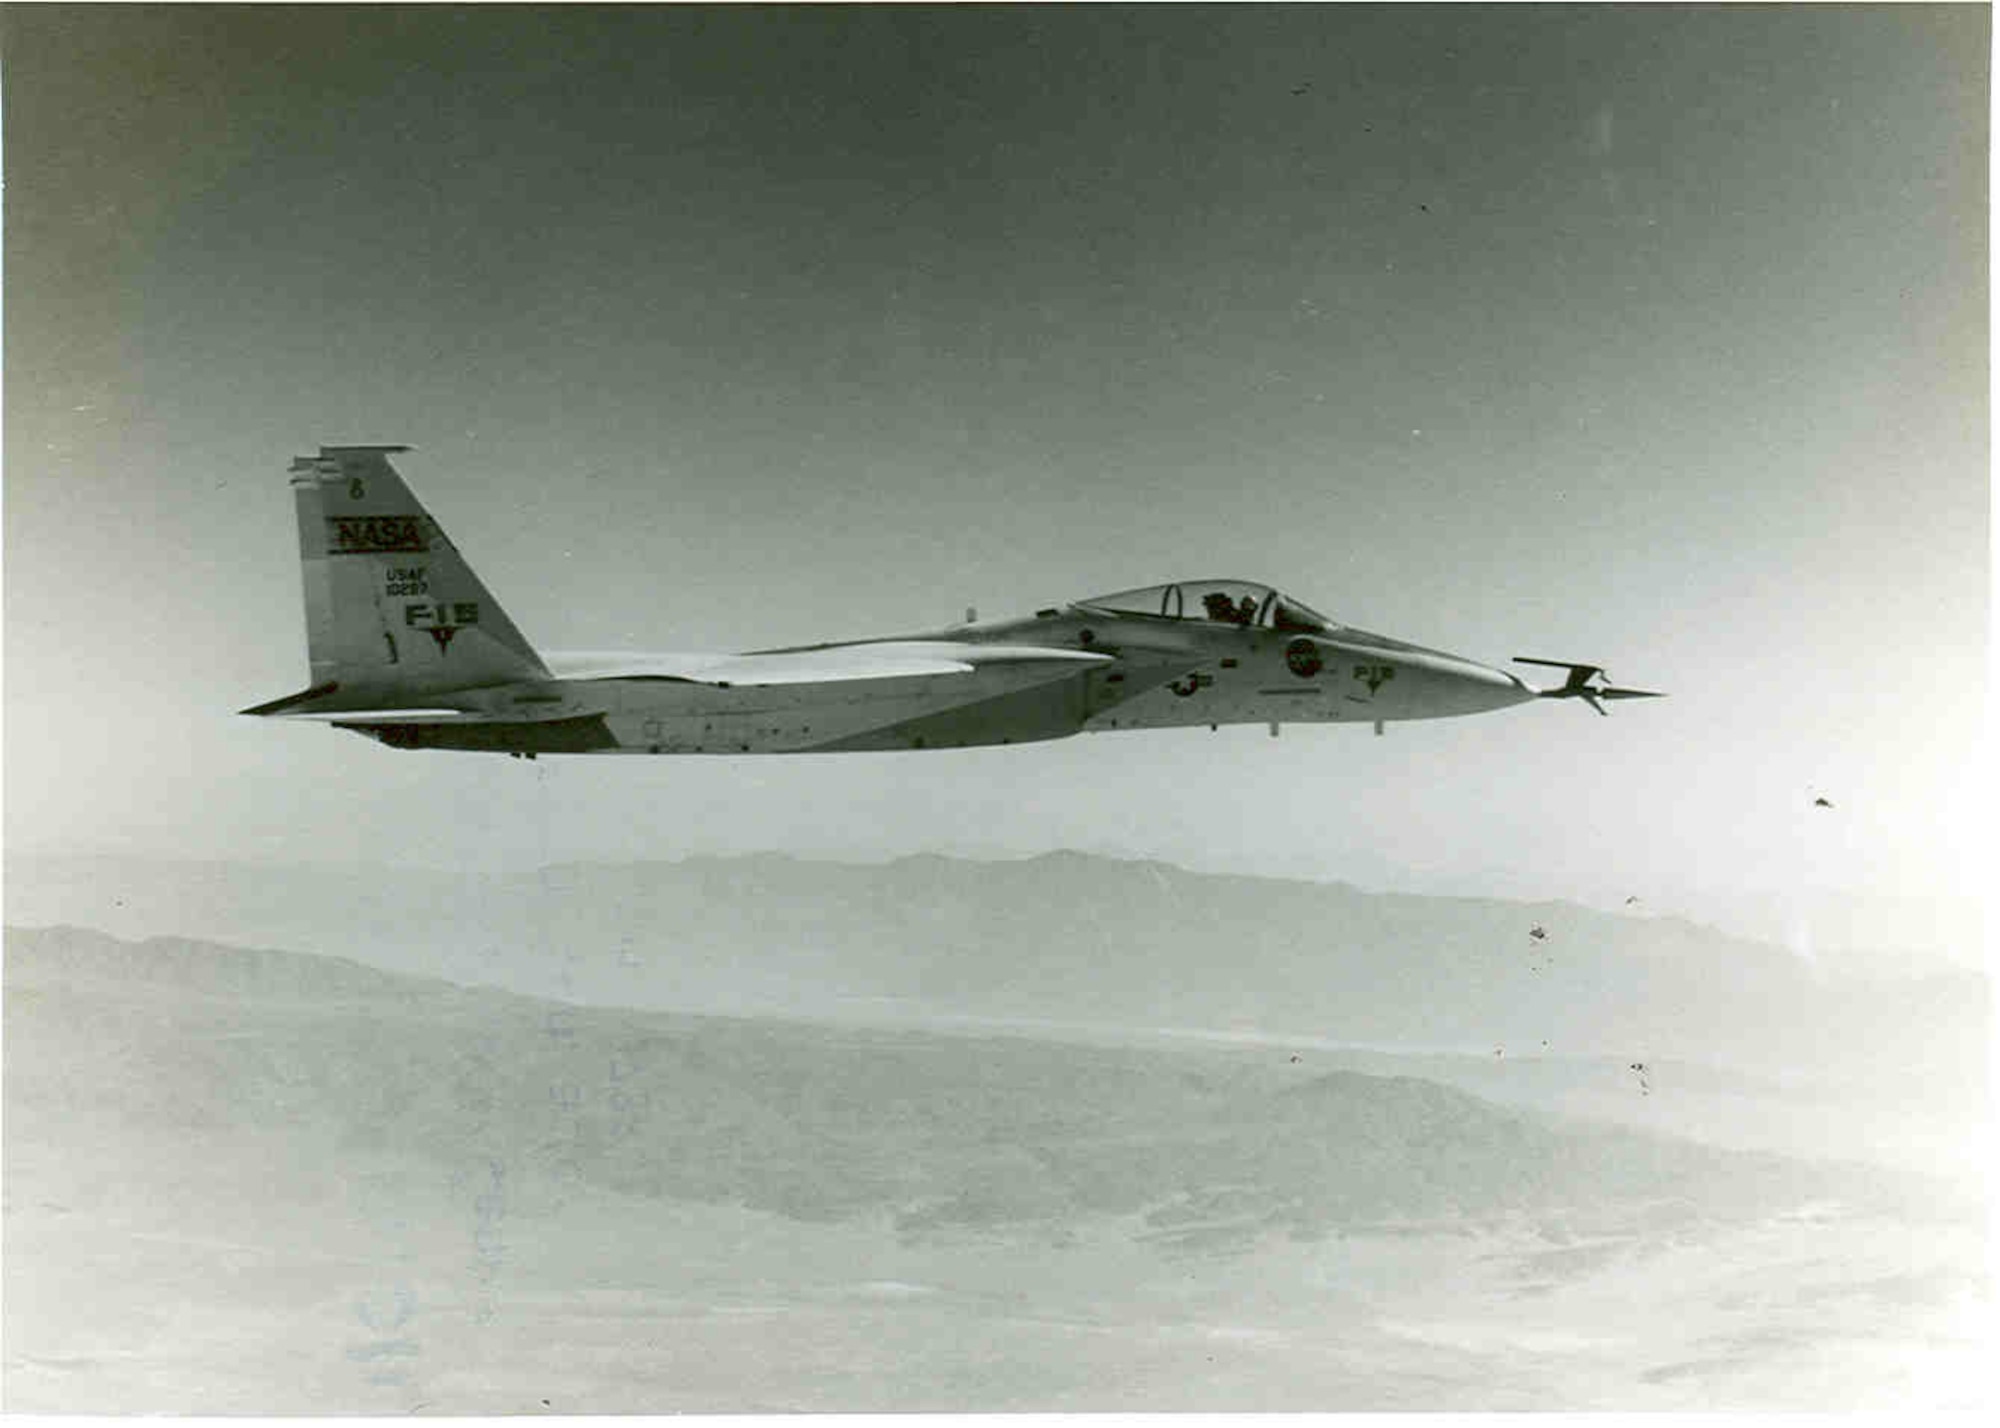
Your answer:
[244,446,1662,756]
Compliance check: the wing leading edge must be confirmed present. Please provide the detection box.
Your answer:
[543,642,1111,686]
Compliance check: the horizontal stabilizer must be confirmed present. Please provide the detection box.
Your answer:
[246,685,592,727]
[273,704,609,726]
[239,682,341,716]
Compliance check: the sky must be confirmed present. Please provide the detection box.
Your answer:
[3,3,1989,963]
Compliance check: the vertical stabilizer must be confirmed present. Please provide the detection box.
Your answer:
[289,446,548,700]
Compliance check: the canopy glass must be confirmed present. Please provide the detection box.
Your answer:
[1075,580,1336,633]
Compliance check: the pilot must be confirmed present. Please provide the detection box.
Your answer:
[1201,591,1238,623]
[1237,594,1259,625]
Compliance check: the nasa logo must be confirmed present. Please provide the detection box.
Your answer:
[329,515,427,554]
[1285,638,1322,679]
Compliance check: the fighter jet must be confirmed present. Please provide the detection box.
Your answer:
[243,446,1662,758]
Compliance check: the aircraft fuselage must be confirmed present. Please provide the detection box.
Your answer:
[344,608,1537,756]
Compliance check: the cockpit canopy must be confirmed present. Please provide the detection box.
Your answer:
[1074,580,1337,633]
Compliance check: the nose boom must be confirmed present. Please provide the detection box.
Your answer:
[1513,657,1666,716]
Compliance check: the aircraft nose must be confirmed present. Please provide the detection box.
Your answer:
[1437,655,1539,712]
[1467,660,1535,694]
[1334,629,1538,716]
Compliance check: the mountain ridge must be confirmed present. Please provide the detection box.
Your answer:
[9,846,1960,977]
[11,922,1945,1236]
[5,852,1983,1081]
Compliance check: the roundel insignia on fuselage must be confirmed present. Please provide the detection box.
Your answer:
[1285,637,1323,678]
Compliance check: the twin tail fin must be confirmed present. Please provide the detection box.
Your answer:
[264,446,548,710]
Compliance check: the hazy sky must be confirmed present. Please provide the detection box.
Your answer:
[4,5,1988,959]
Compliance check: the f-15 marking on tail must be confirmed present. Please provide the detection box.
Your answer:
[243,446,1663,757]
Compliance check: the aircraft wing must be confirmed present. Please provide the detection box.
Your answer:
[543,642,1112,687]
[248,643,1110,727]
[272,707,496,723]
